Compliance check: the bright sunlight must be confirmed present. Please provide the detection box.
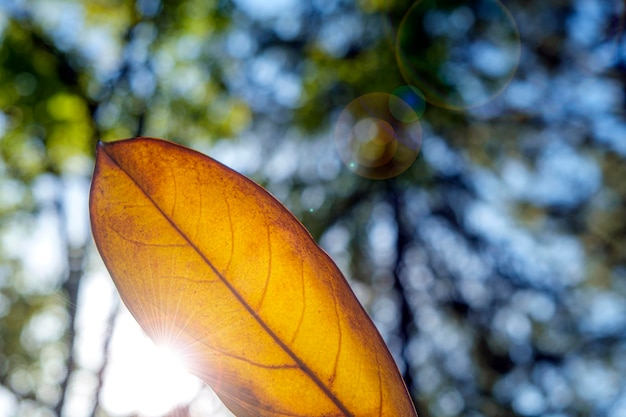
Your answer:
[101,308,203,416]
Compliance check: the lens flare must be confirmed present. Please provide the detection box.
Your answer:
[396,0,520,110]
[335,93,422,179]
[102,311,202,417]
[390,85,427,122]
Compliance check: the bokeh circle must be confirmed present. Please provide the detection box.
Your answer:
[396,0,520,110]
[335,93,422,180]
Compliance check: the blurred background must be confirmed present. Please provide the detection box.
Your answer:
[1,0,625,416]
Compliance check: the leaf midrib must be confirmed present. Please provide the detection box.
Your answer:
[102,145,354,417]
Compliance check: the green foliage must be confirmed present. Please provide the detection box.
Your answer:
[1,0,626,416]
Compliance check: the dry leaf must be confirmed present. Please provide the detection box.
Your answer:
[89,137,417,417]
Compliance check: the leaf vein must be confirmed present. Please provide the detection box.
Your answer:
[102,147,354,417]
[257,218,272,310]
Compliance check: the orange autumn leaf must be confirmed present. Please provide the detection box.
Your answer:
[89,137,417,417]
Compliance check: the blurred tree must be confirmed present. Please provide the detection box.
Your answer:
[1,0,625,416]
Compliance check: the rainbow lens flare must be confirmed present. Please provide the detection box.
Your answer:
[396,0,520,110]
[335,93,422,179]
